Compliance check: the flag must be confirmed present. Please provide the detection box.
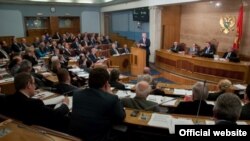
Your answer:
[233,4,244,50]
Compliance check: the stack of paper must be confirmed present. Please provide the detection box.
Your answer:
[68,67,84,73]
[77,72,89,78]
[54,96,73,110]
[146,95,163,104]
[116,90,136,99]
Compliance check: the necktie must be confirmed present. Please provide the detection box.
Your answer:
[226,52,231,59]
[206,47,210,54]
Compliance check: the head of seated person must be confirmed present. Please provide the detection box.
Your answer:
[17,60,33,73]
[188,82,209,101]
[14,72,36,97]
[93,62,107,70]
[213,93,242,124]
[57,68,71,85]
[109,69,120,83]
[135,81,152,99]
[51,59,61,74]
[137,74,153,84]
[217,79,232,93]
[143,67,151,75]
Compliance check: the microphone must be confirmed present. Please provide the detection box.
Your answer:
[195,80,206,124]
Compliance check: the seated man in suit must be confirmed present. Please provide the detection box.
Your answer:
[207,79,232,101]
[3,72,70,132]
[88,47,100,63]
[122,44,130,54]
[69,68,125,141]
[188,43,200,56]
[109,69,126,90]
[199,42,216,58]
[54,68,78,96]
[222,47,237,59]
[213,93,242,125]
[121,81,160,112]
[110,43,120,56]
[173,82,214,116]
[170,41,180,53]
[240,84,250,120]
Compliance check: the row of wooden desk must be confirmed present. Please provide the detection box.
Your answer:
[155,50,250,84]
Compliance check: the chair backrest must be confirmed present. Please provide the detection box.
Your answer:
[210,39,219,53]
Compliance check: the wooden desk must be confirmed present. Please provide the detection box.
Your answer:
[0,119,80,141]
[155,50,250,84]
[109,54,131,73]
[124,109,250,128]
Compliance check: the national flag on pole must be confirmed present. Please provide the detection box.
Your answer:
[233,4,244,50]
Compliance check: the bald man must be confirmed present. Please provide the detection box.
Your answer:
[121,81,160,112]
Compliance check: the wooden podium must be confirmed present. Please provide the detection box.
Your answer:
[131,47,146,76]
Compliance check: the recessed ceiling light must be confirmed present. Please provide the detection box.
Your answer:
[215,2,221,7]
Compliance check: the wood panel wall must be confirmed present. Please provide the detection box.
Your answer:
[161,5,181,49]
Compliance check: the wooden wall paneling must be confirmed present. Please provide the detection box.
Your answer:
[49,16,59,35]
[161,5,181,49]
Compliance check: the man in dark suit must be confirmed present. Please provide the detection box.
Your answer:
[240,84,250,120]
[110,43,120,56]
[69,68,126,141]
[170,41,181,53]
[121,81,160,112]
[222,47,237,60]
[88,47,99,63]
[109,69,125,90]
[200,42,216,58]
[54,68,78,96]
[173,82,214,116]
[122,44,130,54]
[11,37,22,53]
[138,32,151,67]
[214,93,242,125]
[3,72,70,132]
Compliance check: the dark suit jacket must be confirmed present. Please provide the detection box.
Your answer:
[54,83,78,96]
[110,48,120,56]
[121,97,160,112]
[139,38,151,55]
[215,120,237,125]
[170,45,181,53]
[23,55,38,66]
[11,43,22,53]
[69,88,125,141]
[88,53,99,63]
[222,51,237,59]
[240,103,250,120]
[200,45,216,58]
[173,100,214,116]
[3,91,69,132]
[109,81,126,90]
[207,90,225,101]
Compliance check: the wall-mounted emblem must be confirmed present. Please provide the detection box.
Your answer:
[219,16,236,34]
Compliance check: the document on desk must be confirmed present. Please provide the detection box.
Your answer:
[32,91,54,99]
[54,96,73,110]
[0,77,14,83]
[173,89,192,96]
[43,95,65,105]
[146,95,163,104]
[125,84,135,90]
[68,67,83,73]
[148,113,172,129]
[77,72,89,78]
[233,84,246,90]
[161,99,178,107]
[168,118,194,134]
[116,90,135,99]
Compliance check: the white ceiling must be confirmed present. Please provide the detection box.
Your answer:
[0,0,139,6]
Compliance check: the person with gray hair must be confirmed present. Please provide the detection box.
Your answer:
[214,93,242,125]
[173,82,214,116]
[121,81,160,112]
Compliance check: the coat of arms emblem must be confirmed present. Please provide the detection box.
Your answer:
[219,16,236,34]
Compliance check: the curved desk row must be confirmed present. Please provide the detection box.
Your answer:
[155,50,250,84]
